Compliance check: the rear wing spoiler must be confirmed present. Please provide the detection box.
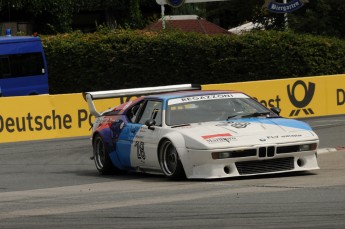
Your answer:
[83,84,201,117]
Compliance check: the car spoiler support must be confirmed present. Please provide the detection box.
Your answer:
[83,84,201,117]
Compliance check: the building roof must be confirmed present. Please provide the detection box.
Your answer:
[145,15,231,35]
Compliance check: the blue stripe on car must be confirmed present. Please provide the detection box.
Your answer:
[237,118,312,131]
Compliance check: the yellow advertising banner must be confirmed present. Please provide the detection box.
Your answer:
[0,93,125,143]
[203,74,345,118]
[1,74,345,143]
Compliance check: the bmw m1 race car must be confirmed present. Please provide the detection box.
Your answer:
[84,84,319,180]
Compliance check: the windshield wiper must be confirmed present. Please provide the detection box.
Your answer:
[226,114,240,120]
[240,112,271,118]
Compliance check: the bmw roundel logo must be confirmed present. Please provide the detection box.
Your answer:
[167,0,185,7]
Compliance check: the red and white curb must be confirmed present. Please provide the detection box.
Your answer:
[318,147,345,154]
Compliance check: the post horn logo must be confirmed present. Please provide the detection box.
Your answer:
[287,80,315,117]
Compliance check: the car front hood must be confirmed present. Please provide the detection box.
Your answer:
[173,118,318,149]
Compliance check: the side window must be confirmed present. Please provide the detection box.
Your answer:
[10,52,45,77]
[126,101,145,123]
[137,100,163,126]
[0,52,45,79]
[0,57,11,78]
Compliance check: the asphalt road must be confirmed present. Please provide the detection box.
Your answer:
[0,115,345,228]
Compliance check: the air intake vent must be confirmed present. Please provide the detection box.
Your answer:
[259,146,275,158]
[236,157,294,175]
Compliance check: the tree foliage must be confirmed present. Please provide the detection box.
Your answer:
[253,0,345,38]
[1,0,345,38]
[289,0,345,38]
[205,0,265,29]
[0,0,147,33]
[0,0,76,33]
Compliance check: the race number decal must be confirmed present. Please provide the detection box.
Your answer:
[135,141,146,160]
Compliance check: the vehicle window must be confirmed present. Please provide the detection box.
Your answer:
[166,93,274,126]
[0,57,10,78]
[137,100,163,126]
[126,101,145,123]
[0,52,45,78]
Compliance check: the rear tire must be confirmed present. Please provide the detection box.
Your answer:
[159,140,186,180]
[93,135,117,175]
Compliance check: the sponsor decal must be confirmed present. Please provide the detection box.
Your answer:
[287,80,315,117]
[201,133,236,144]
[229,122,251,129]
[281,134,302,138]
[262,134,302,140]
[267,135,279,139]
[216,121,251,129]
[268,0,304,13]
[202,133,232,139]
[168,93,248,105]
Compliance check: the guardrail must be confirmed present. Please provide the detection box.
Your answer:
[1,74,344,143]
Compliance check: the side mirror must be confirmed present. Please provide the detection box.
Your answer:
[145,119,156,130]
[270,107,281,115]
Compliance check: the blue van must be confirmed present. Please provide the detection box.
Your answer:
[0,35,49,97]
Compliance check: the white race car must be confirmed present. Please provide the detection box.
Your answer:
[84,84,319,179]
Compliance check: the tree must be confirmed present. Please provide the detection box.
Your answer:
[76,0,144,29]
[0,0,147,34]
[2,0,345,38]
[0,0,76,34]
[205,0,265,29]
[288,0,345,38]
[253,0,345,38]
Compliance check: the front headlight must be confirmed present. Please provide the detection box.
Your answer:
[299,143,317,151]
[218,152,231,159]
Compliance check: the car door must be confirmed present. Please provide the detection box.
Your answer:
[128,99,163,170]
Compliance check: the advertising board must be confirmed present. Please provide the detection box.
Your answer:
[1,74,345,143]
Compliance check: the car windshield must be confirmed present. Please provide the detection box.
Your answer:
[166,93,275,126]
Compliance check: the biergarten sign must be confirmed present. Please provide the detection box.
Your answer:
[268,0,304,13]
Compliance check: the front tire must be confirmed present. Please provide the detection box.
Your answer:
[93,135,116,175]
[159,140,186,180]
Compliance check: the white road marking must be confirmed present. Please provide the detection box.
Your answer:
[318,147,345,154]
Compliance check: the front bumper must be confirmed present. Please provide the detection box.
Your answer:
[178,141,320,179]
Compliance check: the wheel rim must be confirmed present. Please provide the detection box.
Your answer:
[160,141,178,176]
[94,137,105,170]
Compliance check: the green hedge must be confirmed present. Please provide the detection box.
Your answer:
[42,30,345,94]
